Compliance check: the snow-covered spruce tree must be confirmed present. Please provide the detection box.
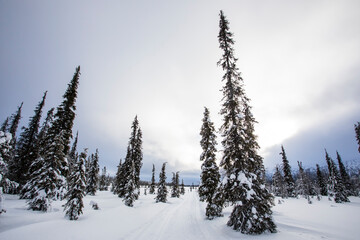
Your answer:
[13,92,47,186]
[316,164,328,196]
[171,172,180,198]
[117,147,131,197]
[64,148,86,220]
[336,151,353,196]
[180,179,185,195]
[20,108,54,199]
[68,131,78,176]
[27,132,66,211]
[156,162,168,203]
[0,130,12,214]
[134,126,143,196]
[199,107,220,203]
[280,145,295,198]
[112,159,122,194]
[296,161,315,203]
[47,66,81,182]
[355,122,360,153]
[272,166,285,197]
[98,166,108,191]
[123,161,137,207]
[5,102,23,184]
[149,164,156,194]
[325,150,349,203]
[217,11,276,234]
[86,149,99,195]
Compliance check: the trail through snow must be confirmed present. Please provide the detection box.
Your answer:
[1,189,360,240]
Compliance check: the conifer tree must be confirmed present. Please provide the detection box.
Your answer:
[217,10,276,234]
[123,161,137,207]
[47,66,81,180]
[13,92,47,186]
[336,151,353,196]
[27,132,66,211]
[64,148,86,220]
[296,161,315,203]
[20,108,54,199]
[6,102,23,182]
[325,150,349,203]
[117,147,131,198]
[180,179,185,195]
[149,164,156,194]
[316,164,327,196]
[113,159,122,194]
[98,166,108,191]
[1,130,12,213]
[134,126,143,192]
[199,107,220,204]
[272,166,285,197]
[280,145,295,197]
[171,172,180,198]
[86,149,99,195]
[355,122,360,153]
[156,162,167,203]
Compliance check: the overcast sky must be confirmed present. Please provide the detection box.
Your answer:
[1,0,359,184]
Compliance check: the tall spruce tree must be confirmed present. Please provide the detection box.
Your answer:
[199,107,220,203]
[1,130,12,213]
[98,166,108,191]
[64,148,86,220]
[316,164,327,196]
[156,162,168,203]
[217,10,276,234]
[14,92,47,186]
[86,149,100,195]
[149,164,156,194]
[47,66,81,181]
[295,161,315,203]
[280,145,295,197]
[336,151,353,196]
[325,150,349,203]
[355,122,360,153]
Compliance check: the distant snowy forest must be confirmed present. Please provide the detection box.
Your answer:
[1,10,360,238]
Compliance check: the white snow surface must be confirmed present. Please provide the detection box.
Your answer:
[0,189,360,240]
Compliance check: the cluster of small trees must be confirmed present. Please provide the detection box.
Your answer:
[199,11,276,235]
[271,144,360,204]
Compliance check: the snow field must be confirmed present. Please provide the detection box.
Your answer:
[1,189,360,240]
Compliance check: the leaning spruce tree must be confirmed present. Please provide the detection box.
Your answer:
[64,148,86,220]
[14,92,47,186]
[47,66,81,182]
[336,151,353,196]
[156,162,168,203]
[217,10,276,234]
[280,145,295,197]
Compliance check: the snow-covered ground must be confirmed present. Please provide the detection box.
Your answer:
[0,189,359,240]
